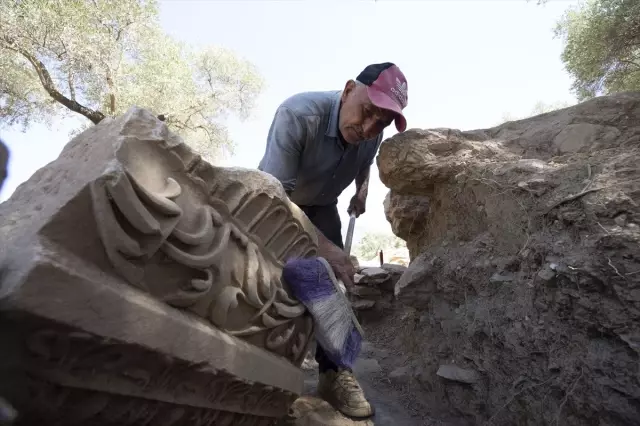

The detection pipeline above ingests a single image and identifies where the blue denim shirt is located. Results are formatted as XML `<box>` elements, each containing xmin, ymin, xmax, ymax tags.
<box><xmin>258</xmin><ymin>90</ymin><xmax>382</xmax><ymax>207</ymax></box>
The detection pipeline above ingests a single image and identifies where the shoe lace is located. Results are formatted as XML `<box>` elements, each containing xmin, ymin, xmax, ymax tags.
<box><xmin>336</xmin><ymin>370</ymin><xmax>360</xmax><ymax>390</ymax></box>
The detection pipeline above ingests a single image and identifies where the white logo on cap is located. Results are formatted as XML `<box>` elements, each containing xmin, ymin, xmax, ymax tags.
<box><xmin>390</xmin><ymin>77</ymin><xmax>408</xmax><ymax>107</ymax></box>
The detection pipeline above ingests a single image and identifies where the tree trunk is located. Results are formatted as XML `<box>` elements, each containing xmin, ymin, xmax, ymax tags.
<box><xmin>4</xmin><ymin>40</ymin><xmax>106</xmax><ymax>124</ymax></box>
<box><xmin>106</xmin><ymin>68</ymin><xmax>116</xmax><ymax>115</ymax></box>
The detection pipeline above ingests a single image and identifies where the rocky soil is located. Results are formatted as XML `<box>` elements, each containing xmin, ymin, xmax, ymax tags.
<box><xmin>375</xmin><ymin>92</ymin><xmax>640</xmax><ymax>425</ymax></box>
<box><xmin>280</xmin><ymin>264</ymin><xmax>470</xmax><ymax>426</ymax></box>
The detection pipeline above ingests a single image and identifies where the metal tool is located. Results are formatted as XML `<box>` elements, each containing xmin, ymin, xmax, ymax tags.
<box><xmin>344</xmin><ymin>213</ymin><xmax>356</xmax><ymax>256</ymax></box>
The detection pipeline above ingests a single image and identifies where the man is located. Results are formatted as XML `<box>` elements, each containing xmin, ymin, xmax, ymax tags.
<box><xmin>258</xmin><ymin>62</ymin><xmax>408</xmax><ymax>418</ymax></box>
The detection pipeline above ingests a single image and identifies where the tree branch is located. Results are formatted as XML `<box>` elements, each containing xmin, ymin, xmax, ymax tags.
<box><xmin>105</xmin><ymin>67</ymin><xmax>116</xmax><ymax>115</ymax></box>
<box><xmin>57</xmin><ymin>39</ymin><xmax>68</xmax><ymax>60</ymax></box>
<box><xmin>195</xmin><ymin>124</ymin><xmax>213</xmax><ymax>141</ymax></box>
<box><xmin>617</xmin><ymin>59</ymin><xmax>640</xmax><ymax>71</ymax></box>
<box><xmin>114</xmin><ymin>20</ymin><xmax>132</xmax><ymax>42</ymax></box>
<box><xmin>2</xmin><ymin>38</ymin><xmax>105</xmax><ymax>124</ymax></box>
<box><xmin>67</xmin><ymin>70</ymin><xmax>76</xmax><ymax>102</ymax></box>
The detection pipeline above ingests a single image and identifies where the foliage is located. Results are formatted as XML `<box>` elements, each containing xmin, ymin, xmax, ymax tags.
<box><xmin>500</xmin><ymin>100</ymin><xmax>572</xmax><ymax>123</ymax></box>
<box><xmin>529</xmin><ymin>100</ymin><xmax>572</xmax><ymax>116</ymax></box>
<box><xmin>0</xmin><ymin>0</ymin><xmax>264</xmax><ymax>160</ymax></box>
<box><xmin>354</xmin><ymin>231</ymin><xmax>406</xmax><ymax>261</ymax></box>
<box><xmin>554</xmin><ymin>0</ymin><xmax>640</xmax><ymax>100</ymax></box>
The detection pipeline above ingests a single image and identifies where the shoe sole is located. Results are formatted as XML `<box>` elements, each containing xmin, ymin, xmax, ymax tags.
<box><xmin>318</xmin><ymin>388</ymin><xmax>376</xmax><ymax>420</ymax></box>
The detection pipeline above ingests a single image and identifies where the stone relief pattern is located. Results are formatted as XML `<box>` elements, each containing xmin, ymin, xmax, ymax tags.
<box><xmin>21</xmin><ymin>325</ymin><xmax>295</xmax><ymax>424</ymax></box>
<box><xmin>24</xmin><ymin>380</ymin><xmax>277</xmax><ymax>426</ymax></box>
<box><xmin>90</xmin><ymin>165</ymin><xmax>316</xmax><ymax>364</ymax></box>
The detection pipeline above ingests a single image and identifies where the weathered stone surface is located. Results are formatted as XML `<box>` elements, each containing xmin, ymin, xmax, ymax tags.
<box><xmin>0</xmin><ymin>139</ymin><xmax>8</xmax><ymax>193</ymax></box>
<box><xmin>358</xmin><ymin>267</ymin><xmax>389</xmax><ymax>285</ymax></box>
<box><xmin>354</xmin><ymin>267</ymin><xmax>395</xmax><ymax>314</ymax></box>
<box><xmin>383</xmin><ymin>191</ymin><xmax>429</xmax><ymax>257</ymax></box>
<box><xmin>352</xmin><ymin>299</ymin><xmax>376</xmax><ymax>310</ymax></box>
<box><xmin>394</xmin><ymin>253</ymin><xmax>436</xmax><ymax>306</ymax></box>
<box><xmin>436</xmin><ymin>365</ymin><xmax>480</xmax><ymax>384</ymax></box>
<box><xmin>388</xmin><ymin>366</ymin><xmax>412</xmax><ymax>384</ymax></box>
<box><xmin>378</xmin><ymin>128</ymin><xmax>516</xmax><ymax>194</ymax></box>
<box><xmin>381</xmin><ymin>263</ymin><xmax>407</xmax><ymax>291</ymax></box>
<box><xmin>537</xmin><ymin>264</ymin><xmax>556</xmax><ymax>282</ymax></box>
<box><xmin>356</xmin><ymin>263</ymin><xmax>406</xmax><ymax>295</ymax></box>
<box><xmin>381</xmin><ymin>263</ymin><xmax>407</xmax><ymax>275</ymax></box>
<box><xmin>354</xmin><ymin>358</ymin><xmax>382</xmax><ymax>376</ymax></box>
<box><xmin>350</xmin><ymin>285</ymin><xmax>382</xmax><ymax>298</ymax></box>
<box><xmin>378</xmin><ymin>93</ymin><xmax>640</xmax><ymax>425</ymax></box>
<box><xmin>489</xmin><ymin>272</ymin><xmax>515</xmax><ymax>283</ymax></box>
<box><xmin>0</xmin><ymin>107</ymin><xmax>318</xmax><ymax>424</ymax></box>
<box><xmin>277</xmin><ymin>396</ymin><xmax>374</xmax><ymax>426</ymax></box>
<box><xmin>552</xmin><ymin>123</ymin><xmax>621</xmax><ymax>154</ymax></box>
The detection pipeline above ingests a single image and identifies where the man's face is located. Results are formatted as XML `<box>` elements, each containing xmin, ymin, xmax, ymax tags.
<box><xmin>338</xmin><ymin>80</ymin><xmax>396</xmax><ymax>145</ymax></box>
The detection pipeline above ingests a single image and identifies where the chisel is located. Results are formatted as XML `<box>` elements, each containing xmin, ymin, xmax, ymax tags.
<box><xmin>344</xmin><ymin>213</ymin><xmax>356</xmax><ymax>256</ymax></box>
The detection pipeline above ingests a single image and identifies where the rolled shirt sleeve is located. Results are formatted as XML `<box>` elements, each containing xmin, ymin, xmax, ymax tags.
<box><xmin>258</xmin><ymin>106</ymin><xmax>306</xmax><ymax>193</ymax></box>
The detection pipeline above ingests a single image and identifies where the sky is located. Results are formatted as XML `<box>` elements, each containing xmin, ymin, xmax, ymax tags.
<box><xmin>0</xmin><ymin>0</ymin><xmax>579</xmax><ymax>248</ymax></box>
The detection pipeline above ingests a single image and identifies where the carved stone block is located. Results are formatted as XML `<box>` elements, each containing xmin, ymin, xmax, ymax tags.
<box><xmin>0</xmin><ymin>107</ymin><xmax>318</xmax><ymax>425</ymax></box>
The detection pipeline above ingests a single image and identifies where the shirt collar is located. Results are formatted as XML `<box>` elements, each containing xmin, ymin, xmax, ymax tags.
<box><xmin>325</xmin><ymin>91</ymin><xmax>342</xmax><ymax>138</ymax></box>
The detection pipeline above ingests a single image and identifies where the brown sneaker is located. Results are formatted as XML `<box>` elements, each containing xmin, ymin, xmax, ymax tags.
<box><xmin>317</xmin><ymin>369</ymin><xmax>374</xmax><ymax>419</ymax></box>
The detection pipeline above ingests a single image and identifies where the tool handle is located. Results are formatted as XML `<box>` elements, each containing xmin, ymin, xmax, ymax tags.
<box><xmin>344</xmin><ymin>213</ymin><xmax>356</xmax><ymax>256</ymax></box>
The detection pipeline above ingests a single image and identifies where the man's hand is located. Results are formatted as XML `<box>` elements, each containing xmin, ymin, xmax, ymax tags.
<box><xmin>315</xmin><ymin>227</ymin><xmax>356</xmax><ymax>291</ymax></box>
<box><xmin>323</xmin><ymin>243</ymin><xmax>357</xmax><ymax>290</ymax></box>
<box><xmin>347</xmin><ymin>193</ymin><xmax>366</xmax><ymax>218</ymax></box>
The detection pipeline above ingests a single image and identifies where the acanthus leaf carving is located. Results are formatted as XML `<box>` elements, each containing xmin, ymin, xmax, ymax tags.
<box><xmin>91</xmin><ymin>165</ymin><xmax>183</xmax><ymax>288</ymax></box>
<box><xmin>91</xmin><ymin>161</ymin><xmax>316</xmax><ymax>364</ymax></box>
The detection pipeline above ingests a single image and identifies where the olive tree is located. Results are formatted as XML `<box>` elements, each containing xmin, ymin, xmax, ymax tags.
<box><xmin>554</xmin><ymin>0</ymin><xmax>640</xmax><ymax>100</ymax></box>
<box><xmin>0</xmin><ymin>0</ymin><xmax>264</xmax><ymax>160</ymax></box>
<box><xmin>354</xmin><ymin>231</ymin><xmax>406</xmax><ymax>261</ymax></box>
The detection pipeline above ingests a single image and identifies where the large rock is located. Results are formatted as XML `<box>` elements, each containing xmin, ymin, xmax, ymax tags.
<box><xmin>277</xmin><ymin>396</ymin><xmax>374</xmax><ymax>426</ymax></box>
<box><xmin>357</xmin><ymin>267</ymin><xmax>389</xmax><ymax>285</ymax></box>
<box><xmin>0</xmin><ymin>107</ymin><xmax>318</xmax><ymax>425</ymax></box>
<box><xmin>381</xmin><ymin>263</ymin><xmax>407</xmax><ymax>290</ymax></box>
<box><xmin>383</xmin><ymin>191</ymin><xmax>429</xmax><ymax>257</ymax></box>
<box><xmin>436</xmin><ymin>365</ymin><xmax>480</xmax><ymax>384</ymax></box>
<box><xmin>377</xmin><ymin>93</ymin><xmax>640</xmax><ymax>425</ymax></box>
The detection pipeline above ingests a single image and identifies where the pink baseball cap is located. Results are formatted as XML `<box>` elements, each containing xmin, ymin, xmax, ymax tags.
<box><xmin>356</xmin><ymin>62</ymin><xmax>408</xmax><ymax>132</ymax></box>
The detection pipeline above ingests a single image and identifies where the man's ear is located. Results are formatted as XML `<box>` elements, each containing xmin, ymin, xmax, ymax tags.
<box><xmin>342</xmin><ymin>80</ymin><xmax>357</xmax><ymax>101</ymax></box>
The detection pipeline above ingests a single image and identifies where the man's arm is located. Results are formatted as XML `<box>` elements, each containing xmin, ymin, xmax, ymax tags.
<box><xmin>357</xmin><ymin>132</ymin><xmax>383</xmax><ymax>198</ymax></box>
<box><xmin>347</xmin><ymin>166</ymin><xmax>370</xmax><ymax>217</ymax></box>
<box><xmin>315</xmin><ymin>224</ymin><xmax>357</xmax><ymax>289</ymax></box>
<box><xmin>258</xmin><ymin>106</ymin><xmax>306</xmax><ymax>193</ymax></box>
<box><xmin>355</xmin><ymin>166</ymin><xmax>370</xmax><ymax>201</ymax></box>
<box><xmin>348</xmin><ymin>133</ymin><xmax>382</xmax><ymax>217</ymax></box>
